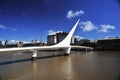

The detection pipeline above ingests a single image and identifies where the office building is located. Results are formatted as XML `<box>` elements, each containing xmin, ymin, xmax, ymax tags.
<box><xmin>47</xmin><ymin>35</ymin><xmax>57</xmax><ymax>45</ymax></box>
<box><xmin>0</xmin><ymin>41</ymin><xmax>2</xmax><ymax>47</ymax></box>
<box><xmin>56</xmin><ymin>32</ymin><xmax>68</xmax><ymax>43</ymax></box>
<box><xmin>97</xmin><ymin>38</ymin><xmax>120</xmax><ymax>49</ymax></box>
<box><xmin>47</xmin><ymin>32</ymin><xmax>78</xmax><ymax>45</ymax></box>
<box><xmin>47</xmin><ymin>32</ymin><xmax>68</xmax><ymax>45</ymax></box>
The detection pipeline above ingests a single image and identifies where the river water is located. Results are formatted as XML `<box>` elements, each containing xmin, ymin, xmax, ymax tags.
<box><xmin>0</xmin><ymin>51</ymin><xmax>120</xmax><ymax>80</ymax></box>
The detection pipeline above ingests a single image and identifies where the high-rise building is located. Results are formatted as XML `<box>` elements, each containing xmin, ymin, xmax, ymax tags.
<box><xmin>47</xmin><ymin>32</ymin><xmax>78</xmax><ymax>45</ymax></box>
<box><xmin>0</xmin><ymin>41</ymin><xmax>2</xmax><ymax>47</ymax></box>
<box><xmin>71</xmin><ymin>36</ymin><xmax>78</xmax><ymax>44</ymax></box>
<box><xmin>4</xmin><ymin>40</ymin><xmax>8</xmax><ymax>47</ymax></box>
<box><xmin>47</xmin><ymin>32</ymin><xmax>68</xmax><ymax>45</ymax></box>
<box><xmin>47</xmin><ymin>35</ymin><xmax>57</xmax><ymax>45</ymax></box>
<box><xmin>56</xmin><ymin>32</ymin><xmax>68</xmax><ymax>43</ymax></box>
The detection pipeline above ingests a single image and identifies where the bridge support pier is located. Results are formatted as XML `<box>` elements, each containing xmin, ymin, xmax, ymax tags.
<box><xmin>31</xmin><ymin>50</ymin><xmax>38</xmax><ymax>61</ymax></box>
<box><xmin>64</xmin><ymin>47</ymin><xmax>71</xmax><ymax>56</ymax></box>
<box><xmin>86</xmin><ymin>48</ymin><xmax>87</xmax><ymax>51</ymax></box>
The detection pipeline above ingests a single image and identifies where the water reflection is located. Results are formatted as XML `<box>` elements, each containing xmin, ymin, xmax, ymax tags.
<box><xmin>32</xmin><ymin>61</ymin><xmax>37</xmax><ymax>75</ymax></box>
<box><xmin>58</xmin><ymin>56</ymin><xmax>73</xmax><ymax>80</ymax></box>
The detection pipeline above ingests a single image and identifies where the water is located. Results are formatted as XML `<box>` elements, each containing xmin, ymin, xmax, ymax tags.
<box><xmin>0</xmin><ymin>51</ymin><xmax>120</xmax><ymax>80</ymax></box>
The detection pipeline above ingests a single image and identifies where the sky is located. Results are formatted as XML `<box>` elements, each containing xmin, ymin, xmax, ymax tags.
<box><xmin>0</xmin><ymin>0</ymin><xmax>120</xmax><ymax>42</ymax></box>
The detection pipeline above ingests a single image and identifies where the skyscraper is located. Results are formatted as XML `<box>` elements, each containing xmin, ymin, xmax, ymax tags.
<box><xmin>47</xmin><ymin>32</ymin><xmax>68</xmax><ymax>45</ymax></box>
<box><xmin>0</xmin><ymin>41</ymin><xmax>2</xmax><ymax>47</ymax></box>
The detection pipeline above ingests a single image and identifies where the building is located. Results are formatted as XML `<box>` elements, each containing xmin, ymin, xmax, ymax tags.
<box><xmin>0</xmin><ymin>41</ymin><xmax>2</xmax><ymax>47</ymax></box>
<box><xmin>4</xmin><ymin>40</ymin><xmax>8</xmax><ymax>47</ymax></box>
<box><xmin>71</xmin><ymin>36</ymin><xmax>78</xmax><ymax>45</ymax></box>
<box><xmin>47</xmin><ymin>32</ymin><xmax>78</xmax><ymax>45</ymax></box>
<box><xmin>47</xmin><ymin>32</ymin><xmax>68</xmax><ymax>45</ymax></box>
<box><xmin>79</xmin><ymin>39</ymin><xmax>90</xmax><ymax>44</ymax></box>
<box><xmin>97</xmin><ymin>38</ymin><xmax>120</xmax><ymax>49</ymax></box>
<box><xmin>47</xmin><ymin>32</ymin><xmax>67</xmax><ymax>45</ymax></box>
<box><xmin>56</xmin><ymin>32</ymin><xmax>68</xmax><ymax>43</ymax></box>
<box><xmin>47</xmin><ymin>35</ymin><xmax>57</xmax><ymax>45</ymax></box>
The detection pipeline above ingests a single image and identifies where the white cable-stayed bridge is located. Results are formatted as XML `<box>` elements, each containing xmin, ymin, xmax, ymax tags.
<box><xmin>0</xmin><ymin>19</ymin><xmax>93</xmax><ymax>60</ymax></box>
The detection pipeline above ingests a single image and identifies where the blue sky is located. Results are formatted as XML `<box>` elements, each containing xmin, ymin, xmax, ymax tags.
<box><xmin>0</xmin><ymin>0</ymin><xmax>120</xmax><ymax>42</ymax></box>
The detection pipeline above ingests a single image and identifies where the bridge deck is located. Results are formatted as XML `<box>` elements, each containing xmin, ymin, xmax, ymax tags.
<box><xmin>0</xmin><ymin>45</ymin><xmax>93</xmax><ymax>53</ymax></box>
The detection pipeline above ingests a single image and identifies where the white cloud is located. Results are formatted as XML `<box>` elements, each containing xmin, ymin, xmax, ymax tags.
<box><xmin>2</xmin><ymin>40</ymin><xmax>19</xmax><ymax>44</ymax></box>
<box><xmin>67</xmin><ymin>10</ymin><xmax>85</xmax><ymax>19</ymax></box>
<box><xmin>48</xmin><ymin>30</ymin><xmax>56</xmax><ymax>35</ymax></box>
<box><xmin>23</xmin><ymin>41</ymin><xmax>31</xmax><ymax>44</ymax></box>
<box><xmin>99</xmin><ymin>24</ymin><xmax>116</xmax><ymax>33</ymax></box>
<box><xmin>0</xmin><ymin>24</ymin><xmax>6</xmax><ymax>29</ymax></box>
<box><xmin>2</xmin><ymin>41</ymin><xmax>5</xmax><ymax>45</ymax></box>
<box><xmin>74</xmin><ymin>35</ymin><xmax>85</xmax><ymax>40</ymax></box>
<box><xmin>103</xmin><ymin>36</ymin><xmax>115</xmax><ymax>39</ymax></box>
<box><xmin>9</xmin><ymin>40</ymin><xmax>17</xmax><ymax>44</ymax></box>
<box><xmin>48</xmin><ymin>30</ymin><xmax>63</xmax><ymax>35</ymax></box>
<box><xmin>79</xmin><ymin>21</ymin><xmax>97</xmax><ymax>32</ymax></box>
<box><xmin>56</xmin><ymin>31</ymin><xmax>63</xmax><ymax>33</ymax></box>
